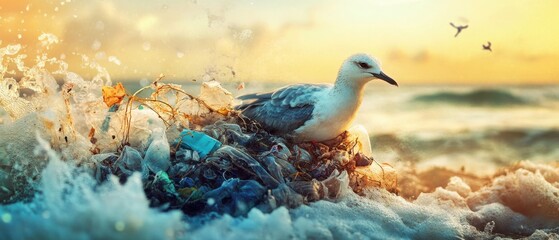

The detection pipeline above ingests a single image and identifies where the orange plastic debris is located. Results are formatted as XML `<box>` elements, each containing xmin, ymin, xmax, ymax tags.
<box><xmin>102</xmin><ymin>82</ymin><xmax>126</xmax><ymax>107</ymax></box>
<box><xmin>237</xmin><ymin>82</ymin><xmax>245</xmax><ymax>90</ymax></box>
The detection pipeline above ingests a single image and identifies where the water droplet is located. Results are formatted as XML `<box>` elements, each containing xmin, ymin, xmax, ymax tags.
<box><xmin>38</xmin><ymin>33</ymin><xmax>59</xmax><ymax>48</ymax></box>
<box><xmin>142</xmin><ymin>42</ymin><xmax>151</xmax><ymax>51</ymax></box>
<box><xmin>17</xmin><ymin>34</ymin><xmax>22</xmax><ymax>39</ymax></box>
<box><xmin>4</xmin><ymin>44</ymin><xmax>21</xmax><ymax>55</ymax></box>
<box><xmin>207</xmin><ymin>198</ymin><xmax>215</xmax><ymax>206</ymax></box>
<box><xmin>91</xmin><ymin>40</ymin><xmax>101</xmax><ymax>51</ymax></box>
<box><xmin>108</xmin><ymin>56</ymin><xmax>121</xmax><ymax>66</ymax></box>
<box><xmin>114</xmin><ymin>221</ymin><xmax>125</xmax><ymax>231</ymax></box>
<box><xmin>2</xmin><ymin>213</ymin><xmax>12</xmax><ymax>223</ymax></box>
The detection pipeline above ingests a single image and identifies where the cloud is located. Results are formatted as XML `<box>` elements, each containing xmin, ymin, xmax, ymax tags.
<box><xmin>386</xmin><ymin>48</ymin><xmax>431</xmax><ymax>63</ymax></box>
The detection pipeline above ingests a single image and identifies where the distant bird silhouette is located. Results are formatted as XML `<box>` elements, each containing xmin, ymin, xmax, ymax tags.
<box><xmin>450</xmin><ymin>22</ymin><xmax>468</xmax><ymax>37</ymax></box>
<box><xmin>482</xmin><ymin>41</ymin><xmax>492</xmax><ymax>52</ymax></box>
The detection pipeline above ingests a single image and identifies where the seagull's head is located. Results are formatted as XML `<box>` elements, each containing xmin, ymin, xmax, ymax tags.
<box><xmin>339</xmin><ymin>53</ymin><xmax>398</xmax><ymax>87</ymax></box>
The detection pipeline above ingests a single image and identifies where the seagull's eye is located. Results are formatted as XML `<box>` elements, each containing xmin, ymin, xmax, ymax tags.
<box><xmin>356</xmin><ymin>62</ymin><xmax>371</xmax><ymax>69</ymax></box>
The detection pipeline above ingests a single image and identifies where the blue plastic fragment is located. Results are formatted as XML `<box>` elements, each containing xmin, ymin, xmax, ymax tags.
<box><xmin>178</xmin><ymin>129</ymin><xmax>222</xmax><ymax>158</ymax></box>
<box><xmin>179</xmin><ymin>177</ymin><xmax>195</xmax><ymax>188</ymax></box>
<box><xmin>101</xmin><ymin>104</ymin><xmax>120</xmax><ymax>132</ymax></box>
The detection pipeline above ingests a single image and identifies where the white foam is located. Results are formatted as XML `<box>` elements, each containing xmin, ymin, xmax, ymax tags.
<box><xmin>0</xmin><ymin>138</ymin><xmax>185</xmax><ymax>240</ymax></box>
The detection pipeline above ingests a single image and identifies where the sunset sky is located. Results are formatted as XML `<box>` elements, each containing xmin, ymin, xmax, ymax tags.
<box><xmin>1</xmin><ymin>0</ymin><xmax>558</xmax><ymax>85</ymax></box>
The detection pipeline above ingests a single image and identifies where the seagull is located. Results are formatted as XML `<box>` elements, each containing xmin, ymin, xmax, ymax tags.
<box><xmin>236</xmin><ymin>54</ymin><xmax>398</xmax><ymax>142</ymax></box>
<box><xmin>482</xmin><ymin>41</ymin><xmax>492</xmax><ymax>52</ymax></box>
<box><xmin>450</xmin><ymin>22</ymin><xmax>468</xmax><ymax>37</ymax></box>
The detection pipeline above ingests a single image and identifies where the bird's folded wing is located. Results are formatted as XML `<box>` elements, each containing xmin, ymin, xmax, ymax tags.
<box><xmin>236</xmin><ymin>84</ymin><xmax>330</xmax><ymax>134</ymax></box>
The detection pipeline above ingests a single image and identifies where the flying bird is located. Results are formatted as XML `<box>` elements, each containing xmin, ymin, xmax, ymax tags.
<box><xmin>483</xmin><ymin>41</ymin><xmax>492</xmax><ymax>52</ymax></box>
<box><xmin>450</xmin><ymin>22</ymin><xmax>468</xmax><ymax>37</ymax></box>
<box><xmin>236</xmin><ymin>54</ymin><xmax>398</xmax><ymax>142</ymax></box>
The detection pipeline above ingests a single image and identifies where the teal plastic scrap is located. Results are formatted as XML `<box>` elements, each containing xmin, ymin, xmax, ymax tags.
<box><xmin>101</xmin><ymin>104</ymin><xmax>119</xmax><ymax>132</ymax></box>
<box><xmin>179</xmin><ymin>129</ymin><xmax>222</xmax><ymax>158</ymax></box>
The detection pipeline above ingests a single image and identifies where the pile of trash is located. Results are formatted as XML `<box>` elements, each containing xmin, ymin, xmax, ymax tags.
<box><xmin>87</xmin><ymin>80</ymin><xmax>398</xmax><ymax>217</ymax></box>
<box><xmin>0</xmin><ymin>38</ymin><xmax>397</xmax><ymax>216</ymax></box>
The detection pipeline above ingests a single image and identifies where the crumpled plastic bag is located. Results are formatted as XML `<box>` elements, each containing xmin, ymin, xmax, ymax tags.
<box><xmin>116</xmin><ymin>146</ymin><xmax>149</xmax><ymax>181</ymax></box>
<box><xmin>144</xmin><ymin>128</ymin><xmax>171</xmax><ymax>173</ymax></box>
<box><xmin>198</xmin><ymin>80</ymin><xmax>234</xmax><ymax>113</ymax></box>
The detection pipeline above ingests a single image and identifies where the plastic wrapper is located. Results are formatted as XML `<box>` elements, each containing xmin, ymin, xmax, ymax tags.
<box><xmin>287</xmin><ymin>179</ymin><xmax>325</xmax><ymax>202</ymax></box>
<box><xmin>144</xmin><ymin>128</ymin><xmax>171</xmax><ymax>173</ymax></box>
<box><xmin>116</xmin><ymin>146</ymin><xmax>149</xmax><ymax>181</ymax></box>
<box><xmin>212</xmin><ymin>146</ymin><xmax>280</xmax><ymax>188</ymax></box>
<box><xmin>198</xmin><ymin>80</ymin><xmax>234</xmax><ymax>113</ymax></box>
<box><xmin>178</xmin><ymin>129</ymin><xmax>222</xmax><ymax>158</ymax></box>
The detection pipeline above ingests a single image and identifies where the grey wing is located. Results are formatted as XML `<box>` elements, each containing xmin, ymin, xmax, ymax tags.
<box><xmin>236</xmin><ymin>84</ymin><xmax>329</xmax><ymax>134</ymax></box>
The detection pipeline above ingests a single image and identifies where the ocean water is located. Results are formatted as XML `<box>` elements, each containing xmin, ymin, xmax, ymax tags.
<box><xmin>1</xmin><ymin>77</ymin><xmax>559</xmax><ymax>239</ymax></box>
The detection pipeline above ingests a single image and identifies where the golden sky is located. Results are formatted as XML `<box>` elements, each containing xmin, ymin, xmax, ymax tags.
<box><xmin>1</xmin><ymin>0</ymin><xmax>558</xmax><ymax>85</ymax></box>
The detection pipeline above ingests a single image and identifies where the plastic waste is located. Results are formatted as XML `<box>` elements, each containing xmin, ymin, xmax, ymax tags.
<box><xmin>198</xmin><ymin>80</ymin><xmax>234</xmax><ymax>112</ymax></box>
<box><xmin>354</xmin><ymin>152</ymin><xmax>373</xmax><ymax>167</ymax></box>
<box><xmin>179</xmin><ymin>177</ymin><xmax>195</xmax><ymax>188</ymax></box>
<box><xmin>262</xmin><ymin>155</ymin><xmax>286</xmax><ymax>184</ymax></box>
<box><xmin>270</xmin><ymin>143</ymin><xmax>292</xmax><ymax>160</ymax></box>
<box><xmin>212</xmin><ymin>146</ymin><xmax>280</xmax><ymax>188</ymax></box>
<box><xmin>202</xmin><ymin>122</ymin><xmax>252</xmax><ymax>146</ymax></box>
<box><xmin>144</xmin><ymin>128</ymin><xmax>171</xmax><ymax>173</ymax></box>
<box><xmin>175</xmin><ymin>148</ymin><xmax>200</xmax><ymax>163</ymax></box>
<box><xmin>0</xmin><ymin>43</ymin><xmax>398</xmax><ymax>216</ymax></box>
<box><xmin>168</xmin><ymin>162</ymin><xmax>192</xmax><ymax>179</ymax></box>
<box><xmin>203</xmin><ymin>178</ymin><xmax>267</xmax><ymax>216</ymax></box>
<box><xmin>178</xmin><ymin>129</ymin><xmax>222</xmax><ymax>158</ymax></box>
<box><xmin>92</xmin><ymin>153</ymin><xmax>118</xmax><ymax>182</ymax></box>
<box><xmin>293</xmin><ymin>145</ymin><xmax>313</xmax><ymax>164</ymax></box>
<box><xmin>154</xmin><ymin>171</ymin><xmax>177</xmax><ymax>196</ymax></box>
<box><xmin>269</xmin><ymin>183</ymin><xmax>304</xmax><ymax>209</ymax></box>
<box><xmin>101</xmin><ymin>104</ymin><xmax>119</xmax><ymax>132</ymax></box>
<box><xmin>146</xmin><ymin>171</ymin><xmax>180</xmax><ymax>208</ymax></box>
<box><xmin>287</xmin><ymin>179</ymin><xmax>325</xmax><ymax>202</ymax></box>
<box><xmin>101</xmin><ymin>82</ymin><xmax>126</xmax><ymax>107</ymax></box>
<box><xmin>348</xmin><ymin>125</ymin><xmax>373</xmax><ymax>157</ymax></box>
<box><xmin>116</xmin><ymin>146</ymin><xmax>149</xmax><ymax>180</ymax></box>
<box><xmin>321</xmin><ymin>170</ymin><xmax>350</xmax><ymax>199</ymax></box>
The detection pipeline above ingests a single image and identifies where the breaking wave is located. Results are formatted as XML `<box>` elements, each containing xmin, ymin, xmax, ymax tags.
<box><xmin>411</xmin><ymin>89</ymin><xmax>529</xmax><ymax>107</ymax></box>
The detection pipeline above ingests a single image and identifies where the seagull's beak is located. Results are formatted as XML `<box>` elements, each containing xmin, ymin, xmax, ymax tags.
<box><xmin>372</xmin><ymin>71</ymin><xmax>398</xmax><ymax>87</ymax></box>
